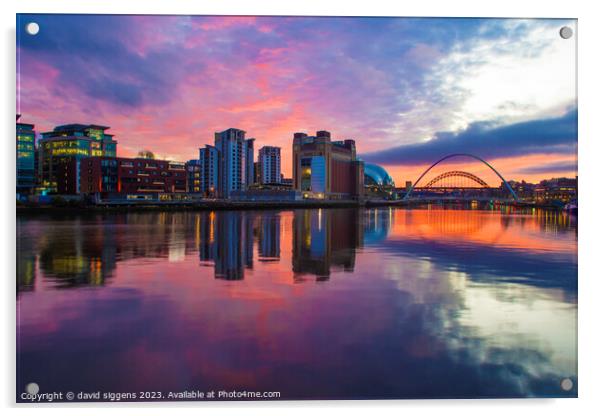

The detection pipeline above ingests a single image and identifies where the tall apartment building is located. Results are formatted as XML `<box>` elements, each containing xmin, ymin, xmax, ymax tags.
<box><xmin>214</xmin><ymin>128</ymin><xmax>254</xmax><ymax>198</ymax></box>
<box><xmin>37</xmin><ymin>124</ymin><xmax>117</xmax><ymax>193</ymax></box>
<box><xmin>199</xmin><ymin>144</ymin><xmax>219</xmax><ymax>197</ymax></box>
<box><xmin>186</xmin><ymin>160</ymin><xmax>202</xmax><ymax>193</ymax></box>
<box><xmin>187</xmin><ymin>145</ymin><xmax>219</xmax><ymax>196</ymax></box>
<box><xmin>258</xmin><ymin>146</ymin><xmax>281</xmax><ymax>185</ymax></box>
<box><xmin>16</xmin><ymin>115</ymin><xmax>36</xmax><ymax>196</ymax></box>
<box><xmin>292</xmin><ymin>130</ymin><xmax>364</xmax><ymax>199</ymax></box>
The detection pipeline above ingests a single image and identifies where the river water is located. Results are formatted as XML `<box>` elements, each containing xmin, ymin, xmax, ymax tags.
<box><xmin>16</xmin><ymin>207</ymin><xmax>577</xmax><ymax>400</ymax></box>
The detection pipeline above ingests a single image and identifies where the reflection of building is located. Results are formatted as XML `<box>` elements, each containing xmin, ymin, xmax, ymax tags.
<box><xmin>534</xmin><ymin>177</ymin><xmax>577</xmax><ymax>204</ymax></box>
<box><xmin>292</xmin><ymin>131</ymin><xmax>364</xmax><ymax>199</ymax></box>
<box><xmin>364</xmin><ymin>207</ymin><xmax>394</xmax><ymax>244</ymax></box>
<box><xmin>37</xmin><ymin>124</ymin><xmax>117</xmax><ymax>193</ymax></box>
<box><xmin>36</xmin><ymin>221</ymin><xmax>118</xmax><ymax>287</ymax></box>
<box><xmin>16</xmin><ymin>250</ymin><xmax>36</xmax><ymax>293</ymax></box>
<box><xmin>198</xmin><ymin>212</ymin><xmax>218</xmax><ymax>262</ymax></box>
<box><xmin>199</xmin><ymin>211</ymin><xmax>255</xmax><ymax>280</ymax></box>
<box><xmin>21</xmin><ymin>212</ymin><xmax>212</xmax><ymax>290</ymax></box>
<box><xmin>364</xmin><ymin>163</ymin><xmax>396</xmax><ymax>198</ymax></box>
<box><xmin>258</xmin><ymin>146</ymin><xmax>282</xmax><ymax>184</ymax></box>
<box><xmin>16</xmin><ymin>115</ymin><xmax>36</xmax><ymax>197</ymax></box>
<box><xmin>16</xmin><ymin>220</ymin><xmax>37</xmax><ymax>294</ymax></box>
<box><xmin>214</xmin><ymin>128</ymin><xmax>255</xmax><ymax>198</ymax></box>
<box><xmin>80</xmin><ymin>156</ymin><xmax>187</xmax><ymax>195</ymax></box>
<box><xmin>32</xmin><ymin>212</ymin><xmax>210</xmax><ymax>287</ymax></box>
<box><xmin>292</xmin><ymin>209</ymin><xmax>363</xmax><ymax>280</ymax></box>
<box><xmin>258</xmin><ymin>213</ymin><xmax>281</xmax><ymax>261</ymax></box>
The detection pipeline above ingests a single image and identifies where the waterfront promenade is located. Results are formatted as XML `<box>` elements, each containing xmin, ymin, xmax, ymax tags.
<box><xmin>16</xmin><ymin>197</ymin><xmax>549</xmax><ymax>215</ymax></box>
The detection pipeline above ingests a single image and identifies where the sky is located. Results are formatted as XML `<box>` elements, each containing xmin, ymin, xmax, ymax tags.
<box><xmin>17</xmin><ymin>15</ymin><xmax>577</xmax><ymax>185</ymax></box>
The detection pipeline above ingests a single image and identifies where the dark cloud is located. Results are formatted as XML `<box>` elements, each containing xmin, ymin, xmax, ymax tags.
<box><xmin>16</xmin><ymin>14</ymin><xmax>545</xmax><ymax>117</ymax></box>
<box><xmin>83</xmin><ymin>78</ymin><xmax>144</xmax><ymax>107</ymax></box>
<box><xmin>18</xmin><ymin>14</ymin><xmax>188</xmax><ymax>108</ymax></box>
<box><xmin>16</xmin><ymin>14</ymin><xmax>576</xmax><ymax>164</ymax></box>
<box><xmin>516</xmin><ymin>160</ymin><xmax>577</xmax><ymax>174</ymax></box>
<box><xmin>362</xmin><ymin>109</ymin><xmax>577</xmax><ymax>165</ymax></box>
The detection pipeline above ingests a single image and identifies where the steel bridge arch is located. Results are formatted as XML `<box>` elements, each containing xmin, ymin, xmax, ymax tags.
<box><xmin>424</xmin><ymin>170</ymin><xmax>489</xmax><ymax>188</ymax></box>
<box><xmin>404</xmin><ymin>153</ymin><xmax>519</xmax><ymax>201</ymax></box>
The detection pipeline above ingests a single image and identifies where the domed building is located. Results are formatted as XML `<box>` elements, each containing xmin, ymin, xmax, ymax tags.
<box><xmin>364</xmin><ymin>163</ymin><xmax>396</xmax><ymax>198</ymax></box>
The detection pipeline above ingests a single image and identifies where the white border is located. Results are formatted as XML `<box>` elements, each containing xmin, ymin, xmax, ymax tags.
<box><xmin>3</xmin><ymin>1</ymin><xmax>601</xmax><ymax>415</ymax></box>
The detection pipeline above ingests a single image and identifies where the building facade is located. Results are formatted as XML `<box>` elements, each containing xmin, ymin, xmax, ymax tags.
<box><xmin>258</xmin><ymin>146</ymin><xmax>281</xmax><ymax>185</ymax></box>
<box><xmin>80</xmin><ymin>156</ymin><xmax>187</xmax><ymax>196</ymax></box>
<box><xmin>506</xmin><ymin>180</ymin><xmax>536</xmax><ymax>201</ymax></box>
<box><xmin>186</xmin><ymin>145</ymin><xmax>219</xmax><ymax>197</ymax></box>
<box><xmin>186</xmin><ymin>160</ymin><xmax>202</xmax><ymax>193</ymax></box>
<box><xmin>534</xmin><ymin>177</ymin><xmax>577</xmax><ymax>204</ymax></box>
<box><xmin>199</xmin><ymin>144</ymin><xmax>219</xmax><ymax>197</ymax></box>
<box><xmin>37</xmin><ymin>124</ymin><xmax>117</xmax><ymax>193</ymax></box>
<box><xmin>364</xmin><ymin>163</ymin><xmax>396</xmax><ymax>199</ymax></box>
<box><xmin>214</xmin><ymin>128</ymin><xmax>254</xmax><ymax>198</ymax></box>
<box><xmin>292</xmin><ymin>130</ymin><xmax>364</xmax><ymax>199</ymax></box>
<box><xmin>16</xmin><ymin>116</ymin><xmax>36</xmax><ymax>196</ymax></box>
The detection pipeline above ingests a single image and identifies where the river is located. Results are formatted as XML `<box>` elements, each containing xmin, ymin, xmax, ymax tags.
<box><xmin>16</xmin><ymin>207</ymin><xmax>577</xmax><ymax>400</ymax></box>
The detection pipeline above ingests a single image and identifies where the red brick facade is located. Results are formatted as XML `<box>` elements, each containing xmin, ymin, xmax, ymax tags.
<box><xmin>80</xmin><ymin>157</ymin><xmax>187</xmax><ymax>195</ymax></box>
<box><xmin>292</xmin><ymin>131</ymin><xmax>364</xmax><ymax>199</ymax></box>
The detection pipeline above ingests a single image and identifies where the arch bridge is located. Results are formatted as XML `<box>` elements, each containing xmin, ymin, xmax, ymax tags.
<box><xmin>404</xmin><ymin>153</ymin><xmax>519</xmax><ymax>202</ymax></box>
<box><xmin>423</xmin><ymin>170</ymin><xmax>489</xmax><ymax>189</ymax></box>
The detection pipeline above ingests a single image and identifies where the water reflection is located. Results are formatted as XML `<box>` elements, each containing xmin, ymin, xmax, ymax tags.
<box><xmin>383</xmin><ymin>209</ymin><xmax>577</xmax><ymax>299</ymax></box>
<box><xmin>258</xmin><ymin>213</ymin><xmax>280</xmax><ymax>262</ymax></box>
<box><xmin>16</xmin><ymin>207</ymin><xmax>577</xmax><ymax>399</ymax></box>
<box><xmin>292</xmin><ymin>209</ymin><xmax>363</xmax><ymax>281</ymax></box>
<box><xmin>200</xmin><ymin>211</ymin><xmax>254</xmax><ymax>280</ymax></box>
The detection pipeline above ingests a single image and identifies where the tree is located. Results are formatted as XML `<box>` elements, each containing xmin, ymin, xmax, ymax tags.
<box><xmin>137</xmin><ymin>150</ymin><xmax>155</xmax><ymax>159</ymax></box>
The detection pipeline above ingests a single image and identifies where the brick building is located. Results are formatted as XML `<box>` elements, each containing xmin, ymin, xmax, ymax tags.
<box><xmin>292</xmin><ymin>130</ymin><xmax>364</xmax><ymax>199</ymax></box>
<box><xmin>79</xmin><ymin>156</ymin><xmax>187</xmax><ymax>196</ymax></box>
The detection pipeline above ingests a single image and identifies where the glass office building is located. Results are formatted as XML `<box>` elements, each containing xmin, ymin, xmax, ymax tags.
<box><xmin>363</xmin><ymin>163</ymin><xmax>396</xmax><ymax>199</ymax></box>
<box><xmin>16</xmin><ymin>115</ymin><xmax>36</xmax><ymax>197</ymax></box>
<box><xmin>37</xmin><ymin>124</ymin><xmax>118</xmax><ymax>193</ymax></box>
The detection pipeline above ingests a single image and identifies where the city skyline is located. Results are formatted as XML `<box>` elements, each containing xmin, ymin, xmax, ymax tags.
<box><xmin>17</xmin><ymin>15</ymin><xmax>577</xmax><ymax>185</ymax></box>
<box><xmin>15</xmin><ymin>14</ymin><xmax>579</xmax><ymax>402</ymax></box>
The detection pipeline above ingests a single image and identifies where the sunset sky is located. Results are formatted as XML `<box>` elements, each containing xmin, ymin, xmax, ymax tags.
<box><xmin>17</xmin><ymin>15</ymin><xmax>577</xmax><ymax>185</ymax></box>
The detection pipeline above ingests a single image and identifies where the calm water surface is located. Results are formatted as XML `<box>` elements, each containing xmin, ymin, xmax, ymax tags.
<box><xmin>16</xmin><ymin>207</ymin><xmax>577</xmax><ymax>400</ymax></box>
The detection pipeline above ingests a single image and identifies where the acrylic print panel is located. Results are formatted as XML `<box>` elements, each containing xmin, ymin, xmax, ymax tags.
<box><xmin>16</xmin><ymin>14</ymin><xmax>577</xmax><ymax>402</ymax></box>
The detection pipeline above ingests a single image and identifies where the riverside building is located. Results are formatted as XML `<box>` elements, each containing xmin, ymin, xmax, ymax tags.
<box><xmin>186</xmin><ymin>145</ymin><xmax>219</xmax><ymax>197</ymax></box>
<box><xmin>257</xmin><ymin>146</ymin><xmax>282</xmax><ymax>185</ymax></box>
<box><xmin>79</xmin><ymin>156</ymin><xmax>187</xmax><ymax>197</ymax></box>
<box><xmin>37</xmin><ymin>124</ymin><xmax>117</xmax><ymax>193</ymax></box>
<box><xmin>16</xmin><ymin>115</ymin><xmax>36</xmax><ymax>197</ymax></box>
<box><xmin>292</xmin><ymin>130</ymin><xmax>364</xmax><ymax>199</ymax></box>
<box><xmin>214</xmin><ymin>128</ymin><xmax>255</xmax><ymax>199</ymax></box>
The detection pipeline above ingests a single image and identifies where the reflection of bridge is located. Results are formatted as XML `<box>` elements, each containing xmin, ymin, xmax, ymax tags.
<box><xmin>404</xmin><ymin>153</ymin><xmax>519</xmax><ymax>202</ymax></box>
